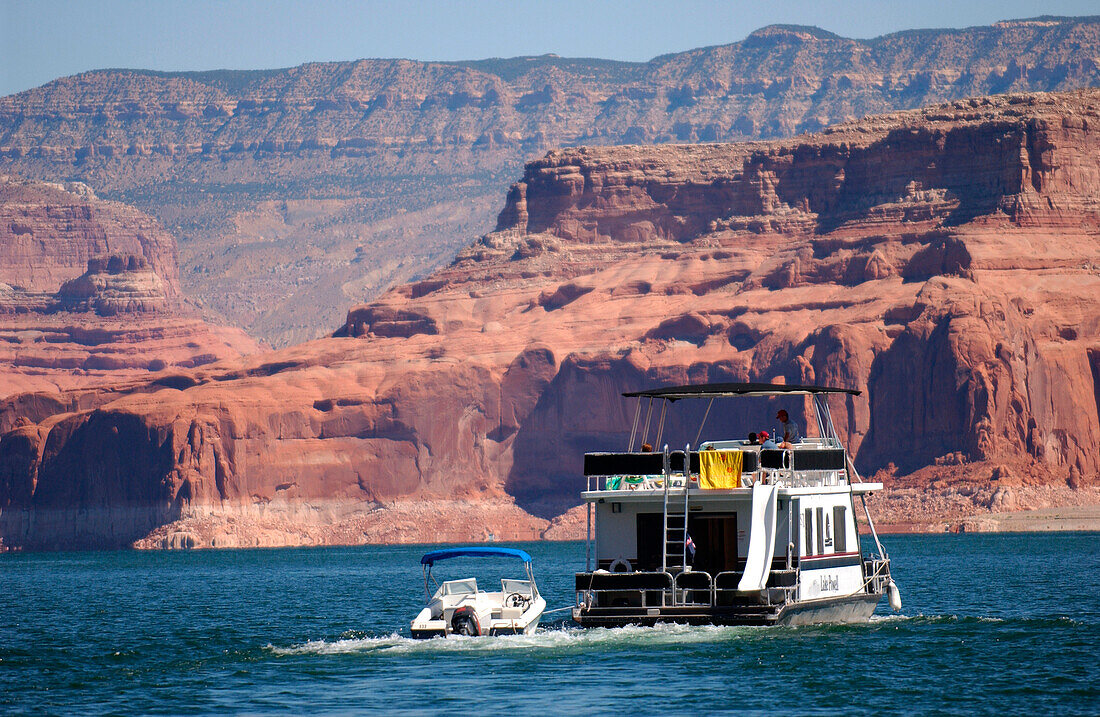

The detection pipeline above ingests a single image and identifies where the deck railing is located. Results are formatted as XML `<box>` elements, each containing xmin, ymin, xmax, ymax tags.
<box><xmin>584</xmin><ymin>445</ymin><xmax>848</xmax><ymax>491</ymax></box>
<box><xmin>863</xmin><ymin>557</ymin><xmax>891</xmax><ymax>595</ymax></box>
<box><xmin>577</xmin><ymin>567</ymin><xmax>802</xmax><ymax>610</ymax></box>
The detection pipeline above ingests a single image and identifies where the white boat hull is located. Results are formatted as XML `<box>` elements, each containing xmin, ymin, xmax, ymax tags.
<box><xmin>572</xmin><ymin>590</ymin><xmax>881</xmax><ymax>627</ymax></box>
<box><xmin>411</xmin><ymin>596</ymin><xmax>546</xmax><ymax>639</ymax></box>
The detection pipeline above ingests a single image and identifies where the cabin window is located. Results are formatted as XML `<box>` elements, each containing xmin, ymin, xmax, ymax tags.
<box><xmin>815</xmin><ymin>507</ymin><xmax>825</xmax><ymax>555</ymax></box>
<box><xmin>804</xmin><ymin>508</ymin><xmax>813</xmax><ymax>556</ymax></box>
<box><xmin>834</xmin><ymin>506</ymin><xmax>847</xmax><ymax>553</ymax></box>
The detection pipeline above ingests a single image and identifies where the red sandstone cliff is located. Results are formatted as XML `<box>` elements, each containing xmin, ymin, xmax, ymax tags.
<box><xmin>0</xmin><ymin>176</ymin><xmax>180</xmax><ymax>298</ymax></box>
<box><xmin>1</xmin><ymin>90</ymin><xmax>1097</xmax><ymax>549</ymax></box>
<box><xmin>1</xmin><ymin>17</ymin><xmax>1098</xmax><ymax>346</ymax></box>
<box><xmin>0</xmin><ymin>175</ymin><xmax>259</xmax><ymax>409</ymax></box>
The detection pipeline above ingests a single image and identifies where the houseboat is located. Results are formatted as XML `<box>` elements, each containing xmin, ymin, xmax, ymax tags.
<box><xmin>573</xmin><ymin>382</ymin><xmax>901</xmax><ymax>627</ymax></box>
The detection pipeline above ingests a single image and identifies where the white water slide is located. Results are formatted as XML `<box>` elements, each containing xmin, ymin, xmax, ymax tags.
<box><xmin>737</xmin><ymin>483</ymin><xmax>780</xmax><ymax>592</ymax></box>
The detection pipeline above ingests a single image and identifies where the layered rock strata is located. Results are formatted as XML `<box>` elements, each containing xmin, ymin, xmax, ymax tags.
<box><xmin>2</xmin><ymin>90</ymin><xmax>1099</xmax><ymax>549</ymax></box>
<box><xmin>2</xmin><ymin>18</ymin><xmax>1099</xmax><ymax>344</ymax></box>
<box><xmin>0</xmin><ymin>175</ymin><xmax>259</xmax><ymax>411</ymax></box>
<box><xmin>0</xmin><ymin>176</ymin><xmax>179</xmax><ymax>298</ymax></box>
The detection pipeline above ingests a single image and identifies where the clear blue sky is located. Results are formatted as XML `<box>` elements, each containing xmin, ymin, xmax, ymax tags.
<box><xmin>2</xmin><ymin>0</ymin><xmax>1096</xmax><ymax>97</ymax></box>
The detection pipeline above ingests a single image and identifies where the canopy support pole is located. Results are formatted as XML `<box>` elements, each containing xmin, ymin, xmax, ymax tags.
<box><xmin>654</xmin><ymin>400</ymin><xmax>668</xmax><ymax>448</ymax></box>
<box><xmin>628</xmin><ymin>400</ymin><xmax>642</xmax><ymax>451</ymax></box>
<box><xmin>693</xmin><ymin>397</ymin><xmax>715</xmax><ymax>446</ymax></box>
<box><xmin>640</xmin><ymin>398</ymin><xmax>654</xmax><ymax>448</ymax></box>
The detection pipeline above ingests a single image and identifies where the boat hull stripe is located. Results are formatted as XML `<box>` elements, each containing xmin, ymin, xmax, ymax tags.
<box><xmin>799</xmin><ymin>552</ymin><xmax>862</xmax><ymax>569</ymax></box>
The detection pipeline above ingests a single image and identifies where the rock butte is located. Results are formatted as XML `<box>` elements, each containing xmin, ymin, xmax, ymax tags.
<box><xmin>0</xmin><ymin>175</ymin><xmax>259</xmax><ymax>460</ymax></box>
<box><xmin>1</xmin><ymin>89</ymin><xmax>1099</xmax><ymax>550</ymax></box>
<box><xmin>2</xmin><ymin>18</ymin><xmax>1099</xmax><ymax>346</ymax></box>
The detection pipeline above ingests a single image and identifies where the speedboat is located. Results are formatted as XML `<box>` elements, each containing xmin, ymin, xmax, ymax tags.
<box><xmin>573</xmin><ymin>382</ymin><xmax>902</xmax><ymax>627</ymax></box>
<box><xmin>410</xmin><ymin>547</ymin><xmax>547</xmax><ymax>638</ymax></box>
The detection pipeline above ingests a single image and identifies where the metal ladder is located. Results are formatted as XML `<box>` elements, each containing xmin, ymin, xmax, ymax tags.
<box><xmin>661</xmin><ymin>444</ymin><xmax>692</xmax><ymax>580</ymax></box>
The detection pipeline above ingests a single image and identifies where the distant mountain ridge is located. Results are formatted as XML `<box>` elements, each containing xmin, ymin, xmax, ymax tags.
<box><xmin>1</xmin><ymin>16</ymin><xmax>1099</xmax><ymax>345</ymax></box>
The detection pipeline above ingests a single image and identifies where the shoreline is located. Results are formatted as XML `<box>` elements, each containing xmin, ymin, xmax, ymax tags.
<box><xmin>871</xmin><ymin>504</ymin><xmax>1100</xmax><ymax>535</ymax></box>
<box><xmin>4</xmin><ymin>492</ymin><xmax>1100</xmax><ymax>552</ymax></box>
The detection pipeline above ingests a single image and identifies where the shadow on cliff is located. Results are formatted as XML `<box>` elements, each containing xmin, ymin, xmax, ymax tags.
<box><xmin>857</xmin><ymin>317</ymin><xmax>968</xmax><ymax>476</ymax></box>
<box><xmin>0</xmin><ymin>410</ymin><xmax>181</xmax><ymax>550</ymax></box>
<box><xmin>813</xmin><ymin>127</ymin><xmax>1021</xmax><ymax>234</ymax></box>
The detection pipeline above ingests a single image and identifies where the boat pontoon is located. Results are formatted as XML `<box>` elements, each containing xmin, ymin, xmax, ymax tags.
<box><xmin>411</xmin><ymin>547</ymin><xmax>547</xmax><ymax>638</ymax></box>
<box><xmin>573</xmin><ymin>382</ymin><xmax>902</xmax><ymax>627</ymax></box>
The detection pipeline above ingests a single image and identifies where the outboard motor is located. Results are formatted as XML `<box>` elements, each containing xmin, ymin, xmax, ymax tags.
<box><xmin>450</xmin><ymin>606</ymin><xmax>482</xmax><ymax>636</ymax></box>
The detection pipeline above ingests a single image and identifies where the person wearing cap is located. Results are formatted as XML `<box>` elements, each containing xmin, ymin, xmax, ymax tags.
<box><xmin>776</xmin><ymin>409</ymin><xmax>801</xmax><ymax>448</ymax></box>
<box><xmin>759</xmin><ymin>429</ymin><xmax>779</xmax><ymax>449</ymax></box>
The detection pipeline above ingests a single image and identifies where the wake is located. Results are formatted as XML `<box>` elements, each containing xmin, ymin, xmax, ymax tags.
<box><xmin>267</xmin><ymin>621</ymin><xmax>766</xmax><ymax>656</ymax></box>
<box><xmin>267</xmin><ymin>612</ymin><xmax>1083</xmax><ymax>657</ymax></box>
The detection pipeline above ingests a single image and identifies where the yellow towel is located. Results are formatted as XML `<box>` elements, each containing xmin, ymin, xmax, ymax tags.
<box><xmin>699</xmin><ymin>449</ymin><xmax>743</xmax><ymax>489</ymax></box>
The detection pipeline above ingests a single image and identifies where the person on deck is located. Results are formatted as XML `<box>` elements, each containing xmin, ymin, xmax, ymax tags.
<box><xmin>776</xmin><ymin>409</ymin><xmax>801</xmax><ymax>448</ymax></box>
<box><xmin>759</xmin><ymin>430</ymin><xmax>778</xmax><ymax>449</ymax></box>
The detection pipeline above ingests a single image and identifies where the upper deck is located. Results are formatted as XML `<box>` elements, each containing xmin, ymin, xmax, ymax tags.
<box><xmin>586</xmin><ymin>381</ymin><xmax>877</xmax><ymax>499</ymax></box>
<box><xmin>583</xmin><ymin>438</ymin><xmax>882</xmax><ymax>499</ymax></box>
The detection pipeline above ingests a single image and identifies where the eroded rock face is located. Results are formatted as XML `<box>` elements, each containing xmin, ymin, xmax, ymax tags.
<box><xmin>1</xmin><ymin>18</ymin><xmax>1099</xmax><ymax>345</ymax></box>
<box><xmin>0</xmin><ymin>177</ymin><xmax>179</xmax><ymax>298</ymax></box>
<box><xmin>2</xmin><ymin>90</ymin><xmax>1100</xmax><ymax>549</ymax></box>
<box><xmin>0</xmin><ymin>175</ymin><xmax>260</xmax><ymax>447</ymax></box>
<box><xmin>55</xmin><ymin>256</ymin><xmax>170</xmax><ymax>315</ymax></box>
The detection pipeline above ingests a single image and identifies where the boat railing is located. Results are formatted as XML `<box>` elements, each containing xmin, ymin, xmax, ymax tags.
<box><xmin>584</xmin><ymin>449</ymin><xmax>759</xmax><ymax>491</ymax></box>
<box><xmin>673</xmin><ymin>570</ymin><xmax>713</xmax><ymax>606</ymax></box>
<box><xmin>577</xmin><ymin>570</ymin><xmax>716</xmax><ymax>609</ymax></box>
<box><xmin>577</xmin><ymin>565</ymin><xmax>810</xmax><ymax>609</ymax></box>
<box><xmin>863</xmin><ymin>557</ymin><xmax>892</xmax><ymax>595</ymax></box>
<box><xmin>575</xmin><ymin>571</ymin><xmax>675</xmax><ymax>609</ymax></box>
<box><xmin>712</xmin><ymin>568</ymin><xmax>798</xmax><ymax>606</ymax></box>
<box><xmin>585</xmin><ymin>446</ymin><xmax>849</xmax><ymax>492</ymax></box>
<box><xmin>712</xmin><ymin>570</ymin><xmax>742</xmax><ymax>606</ymax></box>
<box><xmin>758</xmin><ymin>447</ymin><xmax>847</xmax><ymax>488</ymax></box>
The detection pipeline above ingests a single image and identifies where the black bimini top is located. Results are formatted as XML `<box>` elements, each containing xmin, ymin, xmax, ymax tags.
<box><xmin>623</xmin><ymin>382</ymin><xmax>861</xmax><ymax>400</ymax></box>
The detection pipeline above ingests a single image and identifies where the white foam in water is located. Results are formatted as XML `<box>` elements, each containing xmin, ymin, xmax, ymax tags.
<box><xmin>272</xmin><ymin>613</ymin><xmax>1035</xmax><ymax>657</ymax></box>
<box><xmin>268</xmin><ymin>622</ymin><xmax>767</xmax><ymax>657</ymax></box>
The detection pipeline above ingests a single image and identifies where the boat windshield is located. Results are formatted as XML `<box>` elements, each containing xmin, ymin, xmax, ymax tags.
<box><xmin>439</xmin><ymin>578</ymin><xmax>478</xmax><ymax>596</ymax></box>
<box><xmin>501</xmin><ymin>578</ymin><xmax>533</xmax><ymax>595</ymax></box>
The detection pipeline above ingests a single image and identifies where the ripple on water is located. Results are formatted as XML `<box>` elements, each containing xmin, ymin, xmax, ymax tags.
<box><xmin>3</xmin><ymin>534</ymin><xmax>1099</xmax><ymax>715</ymax></box>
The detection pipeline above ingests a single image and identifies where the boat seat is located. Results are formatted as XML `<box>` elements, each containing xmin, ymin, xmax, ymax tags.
<box><xmin>499</xmin><ymin>607</ymin><xmax>524</xmax><ymax>620</ymax></box>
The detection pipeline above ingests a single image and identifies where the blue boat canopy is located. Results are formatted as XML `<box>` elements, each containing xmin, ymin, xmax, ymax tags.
<box><xmin>420</xmin><ymin>547</ymin><xmax>533</xmax><ymax>565</ymax></box>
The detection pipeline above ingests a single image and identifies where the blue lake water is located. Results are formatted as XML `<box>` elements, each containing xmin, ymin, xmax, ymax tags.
<box><xmin>2</xmin><ymin>533</ymin><xmax>1098</xmax><ymax>715</ymax></box>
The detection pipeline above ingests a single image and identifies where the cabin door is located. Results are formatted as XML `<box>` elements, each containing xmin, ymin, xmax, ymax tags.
<box><xmin>687</xmin><ymin>514</ymin><xmax>739</xmax><ymax>575</ymax></box>
<box><xmin>636</xmin><ymin>513</ymin><xmax>664</xmax><ymax>572</ymax></box>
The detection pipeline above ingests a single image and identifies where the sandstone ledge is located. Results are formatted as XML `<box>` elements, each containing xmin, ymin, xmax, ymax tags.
<box><xmin>128</xmin><ymin>499</ymin><xmax>553</xmax><ymax>550</ymax></box>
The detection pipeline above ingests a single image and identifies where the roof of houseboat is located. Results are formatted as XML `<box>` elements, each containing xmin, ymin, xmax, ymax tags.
<box><xmin>623</xmin><ymin>382</ymin><xmax>861</xmax><ymax>399</ymax></box>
